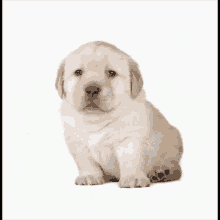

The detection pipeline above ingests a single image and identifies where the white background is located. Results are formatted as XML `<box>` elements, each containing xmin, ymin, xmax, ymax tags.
<box><xmin>3</xmin><ymin>1</ymin><xmax>217</xmax><ymax>219</ymax></box>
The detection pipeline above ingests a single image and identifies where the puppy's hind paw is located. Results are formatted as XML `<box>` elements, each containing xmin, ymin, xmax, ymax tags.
<box><xmin>75</xmin><ymin>175</ymin><xmax>105</xmax><ymax>186</ymax></box>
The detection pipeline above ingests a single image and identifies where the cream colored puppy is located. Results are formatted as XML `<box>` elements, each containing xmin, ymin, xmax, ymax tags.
<box><xmin>55</xmin><ymin>41</ymin><xmax>183</xmax><ymax>188</ymax></box>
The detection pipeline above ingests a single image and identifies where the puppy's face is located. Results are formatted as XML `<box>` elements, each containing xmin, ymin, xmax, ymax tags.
<box><xmin>56</xmin><ymin>42</ymin><xmax>143</xmax><ymax>115</ymax></box>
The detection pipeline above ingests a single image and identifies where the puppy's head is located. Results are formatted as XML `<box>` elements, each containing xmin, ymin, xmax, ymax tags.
<box><xmin>55</xmin><ymin>41</ymin><xmax>143</xmax><ymax>115</ymax></box>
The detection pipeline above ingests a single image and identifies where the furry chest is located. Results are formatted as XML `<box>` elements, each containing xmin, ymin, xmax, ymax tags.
<box><xmin>86</xmin><ymin>131</ymin><xmax>119</xmax><ymax>167</ymax></box>
<box><xmin>87</xmin><ymin>132</ymin><xmax>107</xmax><ymax>148</ymax></box>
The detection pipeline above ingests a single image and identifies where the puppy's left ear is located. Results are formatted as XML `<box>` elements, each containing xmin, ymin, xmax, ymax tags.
<box><xmin>55</xmin><ymin>59</ymin><xmax>66</xmax><ymax>99</ymax></box>
<box><xmin>130</xmin><ymin>61</ymin><xmax>143</xmax><ymax>99</ymax></box>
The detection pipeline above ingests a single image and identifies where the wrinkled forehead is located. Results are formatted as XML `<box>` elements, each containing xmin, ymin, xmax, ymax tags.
<box><xmin>65</xmin><ymin>44</ymin><xmax>130</xmax><ymax>73</ymax></box>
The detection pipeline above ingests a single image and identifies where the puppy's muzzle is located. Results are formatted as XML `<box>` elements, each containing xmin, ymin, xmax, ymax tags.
<box><xmin>85</xmin><ymin>84</ymin><xmax>101</xmax><ymax>100</ymax></box>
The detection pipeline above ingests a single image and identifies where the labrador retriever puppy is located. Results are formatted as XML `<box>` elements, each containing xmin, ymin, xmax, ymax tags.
<box><xmin>55</xmin><ymin>41</ymin><xmax>183</xmax><ymax>188</ymax></box>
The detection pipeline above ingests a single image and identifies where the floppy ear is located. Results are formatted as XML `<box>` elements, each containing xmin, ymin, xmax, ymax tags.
<box><xmin>130</xmin><ymin>61</ymin><xmax>143</xmax><ymax>99</ymax></box>
<box><xmin>55</xmin><ymin>59</ymin><xmax>66</xmax><ymax>99</ymax></box>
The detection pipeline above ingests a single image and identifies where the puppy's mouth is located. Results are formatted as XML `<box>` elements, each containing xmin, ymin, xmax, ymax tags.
<box><xmin>84</xmin><ymin>102</ymin><xmax>102</xmax><ymax>111</ymax></box>
<box><xmin>82</xmin><ymin>101</ymin><xmax>114</xmax><ymax>115</ymax></box>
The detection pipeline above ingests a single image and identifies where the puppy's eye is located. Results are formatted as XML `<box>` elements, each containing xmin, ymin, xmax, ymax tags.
<box><xmin>108</xmin><ymin>70</ymin><xmax>117</xmax><ymax>77</ymax></box>
<box><xmin>74</xmin><ymin>69</ymin><xmax>82</xmax><ymax>76</ymax></box>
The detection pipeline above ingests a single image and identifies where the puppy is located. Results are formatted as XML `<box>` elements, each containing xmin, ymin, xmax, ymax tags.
<box><xmin>55</xmin><ymin>41</ymin><xmax>183</xmax><ymax>188</ymax></box>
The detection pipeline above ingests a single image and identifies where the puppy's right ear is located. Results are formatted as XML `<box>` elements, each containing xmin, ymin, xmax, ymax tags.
<box><xmin>55</xmin><ymin>59</ymin><xmax>66</xmax><ymax>99</ymax></box>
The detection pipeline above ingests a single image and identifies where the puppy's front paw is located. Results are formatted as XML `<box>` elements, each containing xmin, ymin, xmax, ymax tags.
<box><xmin>119</xmin><ymin>175</ymin><xmax>151</xmax><ymax>188</ymax></box>
<box><xmin>75</xmin><ymin>175</ymin><xmax>105</xmax><ymax>186</ymax></box>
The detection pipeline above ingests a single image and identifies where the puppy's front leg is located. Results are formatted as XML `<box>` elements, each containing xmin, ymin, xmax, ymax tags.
<box><xmin>68</xmin><ymin>142</ymin><xmax>105</xmax><ymax>186</ymax></box>
<box><xmin>116</xmin><ymin>138</ymin><xmax>151</xmax><ymax>188</ymax></box>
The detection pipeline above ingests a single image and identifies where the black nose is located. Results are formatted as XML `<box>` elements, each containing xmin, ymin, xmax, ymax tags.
<box><xmin>85</xmin><ymin>85</ymin><xmax>101</xmax><ymax>97</ymax></box>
